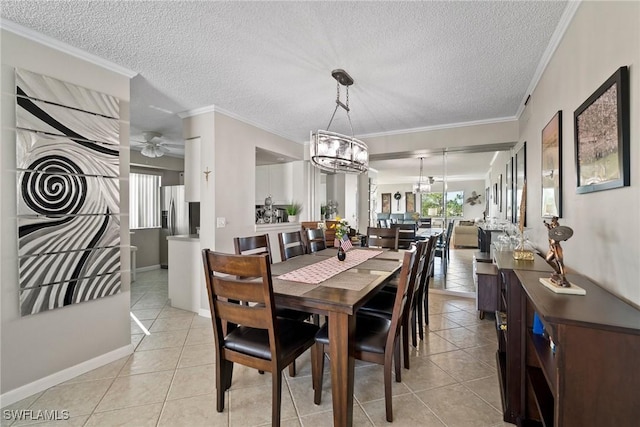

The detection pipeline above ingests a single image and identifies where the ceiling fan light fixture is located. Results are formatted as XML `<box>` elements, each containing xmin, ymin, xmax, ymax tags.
<box><xmin>310</xmin><ymin>69</ymin><xmax>369</xmax><ymax>174</ymax></box>
<box><xmin>139</xmin><ymin>130</ymin><xmax>167</xmax><ymax>158</ymax></box>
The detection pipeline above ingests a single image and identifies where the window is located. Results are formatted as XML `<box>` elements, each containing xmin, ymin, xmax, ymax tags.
<box><xmin>420</xmin><ymin>190</ymin><xmax>464</xmax><ymax>218</ymax></box>
<box><xmin>130</xmin><ymin>173</ymin><xmax>161</xmax><ymax>229</ymax></box>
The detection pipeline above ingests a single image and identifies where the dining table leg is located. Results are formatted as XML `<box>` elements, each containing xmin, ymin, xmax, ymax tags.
<box><xmin>329</xmin><ymin>311</ymin><xmax>356</xmax><ymax>427</ymax></box>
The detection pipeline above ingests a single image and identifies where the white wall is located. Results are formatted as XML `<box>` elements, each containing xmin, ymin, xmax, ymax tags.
<box><xmin>1</xmin><ymin>30</ymin><xmax>132</xmax><ymax>398</ymax></box>
<box><xmin>183</xmin><ymin>110</ymin><xmax>304</xmax><ymax>313</ymax></box>
<box><xmin>518</xmin><ymin>1</ymin><xmax>639</xmax><ymax>306</ymax></box>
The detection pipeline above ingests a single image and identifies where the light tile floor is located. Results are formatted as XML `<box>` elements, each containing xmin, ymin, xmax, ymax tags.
<box><xmin>431</xmin><ymin>248</ymin><xmax>477</xmax><ymax>294</ymax></box>
<box><xmin>2</xmin><ymin>265</ymin><xmax>510</xmax><ymax>427</ymax></box>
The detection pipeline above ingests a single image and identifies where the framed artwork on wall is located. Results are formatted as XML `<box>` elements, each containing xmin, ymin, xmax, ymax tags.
<box><xmin>506</xmin><ymin>158</ymin><xmax>513</xmax><ymax>222</ymax></box>
<box><xmin>515</xmin><ymin>142</ymin><xmax>527</xmax><ymax>226</ymax></box>
<box><xmin>381</xmin><ymin>193</ymin><xmax>391</xmax><ymax>213</ymax></box>
<box><xmin>574</xmin><ymin>66</ymin><xmax>630</xmax><ymax>194</ymax></box>
<box><xmin>405</xmin><ymin>192</ymin><xmax>415</xmax><ymax>212</ymax></box>
<box><xmin>542</xmin><ymin>111</ymin><xmax>563</xmax><ymax>217</ymax></box>
<box><xmin>493</xmin><ymin>183</ymin><xmax>498</xmax><ymax>205</ymax></box>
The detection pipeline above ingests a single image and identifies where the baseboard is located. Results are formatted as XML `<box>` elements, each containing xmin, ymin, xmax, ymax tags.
<box><xmin>429</xmin><ymin>288</ymin><xmax>475</xmax><ymax>299</ymax></box>
<box><xmin>198</xmin><ymin>308</ymin><xmax>212</xmax><ymax>319</ymax></box>
<box><xmin>136</xmin><ymin>264</ymin><xmax>160</xmax><ymax>273</ymax></box>
<box><xmin>0</xmin><ymin>344</ymin><xmax>134</xmax><ymax>407</ymax></box>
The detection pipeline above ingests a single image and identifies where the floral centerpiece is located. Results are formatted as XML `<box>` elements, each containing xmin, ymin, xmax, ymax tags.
<box><xmin>331</xmin><ymin>217</ymin><xmax>351</xmax><ymax>260</ymax></box>
<box><xmin>331</xmin><ymin>217</ymin><xmax>349</xmax><ymax>240</ymax></box>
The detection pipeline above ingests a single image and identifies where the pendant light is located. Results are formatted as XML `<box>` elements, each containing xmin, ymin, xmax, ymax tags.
<box><xmin>413</xmin><ymin>157</ymin><xmax>431</xmax><ymax>193</ymax></box>
<box><xmin>310</xmin><ymin>69</ymin><xmax>369</xmax><ymax>174</ymax></box>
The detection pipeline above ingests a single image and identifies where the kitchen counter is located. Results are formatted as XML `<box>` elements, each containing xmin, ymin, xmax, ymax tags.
<box><xmin>166</xmin><ymin>234</ymin><xmax>199</xmax><ymax>242</ymax></box>
<box><xmin>167</xmin><ymin>236</ymin><xmax>201</xmax><ymax>313</ymax></box>
<box><xmin>255</xmin><ymin>222</ymin><xmax>301</xmax><ymax>232</ymax></box>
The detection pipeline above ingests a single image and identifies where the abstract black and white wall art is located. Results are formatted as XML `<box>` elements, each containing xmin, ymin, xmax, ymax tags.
<box><xmin>15</xmin><ymin>68</ymin><xmax>121</xmax><ymax>316</ymax></box>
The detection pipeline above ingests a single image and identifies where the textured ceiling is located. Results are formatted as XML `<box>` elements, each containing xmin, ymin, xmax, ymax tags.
<box><xmin>2</xmin><ymin>1</ymin><xmax>568</xmax><ymax>146</ymax></box>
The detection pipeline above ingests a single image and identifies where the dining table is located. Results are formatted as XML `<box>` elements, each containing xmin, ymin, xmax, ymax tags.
<box><xmin>269</xmin><ymin>247</ymin><xmax>404</xmax><ymax>427</ymax></box>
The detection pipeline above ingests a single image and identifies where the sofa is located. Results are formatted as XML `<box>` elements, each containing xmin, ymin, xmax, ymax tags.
<box><xmin>451</xmin><ymin>220</ymin><xmax>478</xmax><ymax>248</ymax></box>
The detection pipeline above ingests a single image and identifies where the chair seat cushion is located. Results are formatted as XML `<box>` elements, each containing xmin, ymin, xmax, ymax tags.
<box><xmin>359</xmin><ymin>290</ymin><xmax>395</xmax><ymax>318</ymax></box>
<box><xmin>316</xmin><ymin>313</ymin><xmax>391</xmax><ymax>354</ymax></box>
<box><xmin>225</xmin><ymin>319</ymin><xmax>319</xmax><ymax>360</ymax></box>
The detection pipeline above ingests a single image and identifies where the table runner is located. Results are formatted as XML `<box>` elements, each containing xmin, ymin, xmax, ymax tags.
<box><xmin>277</xmin><ymin>249</ymin><xmax>383</xmax><ymax>285</ymax></box>
<box><xmin>270</xmin><ymin>255</ymin><xmax>322</xmax><ymax>276</ymax></box>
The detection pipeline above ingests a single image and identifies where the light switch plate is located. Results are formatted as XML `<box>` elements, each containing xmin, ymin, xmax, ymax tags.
<box><xmin>216</xmin><ymin>218</ymin><xmax>226</xmax><ymax>228</ymax></box>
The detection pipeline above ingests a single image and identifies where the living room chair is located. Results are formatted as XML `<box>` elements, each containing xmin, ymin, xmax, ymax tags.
<box><xmin>304</xmin><ymin>228</ymin><xmax>327</xmax><ymax>253</ymax></box>
<box><xmin>278</xmin><ymin>230</ymin><xmax>307</xmax><ymax>261</ymax></box>
<box><xmin>367</xmin><ymin>226</ymin><xmax>399</xmax><ymax>250</ymax></box>
<box><xmin>311</xmin><ymin>246</ymin><xmax>417</xmax><ymax>422</ymax></box>
<box><xmin>202</xmin><ymin>250</ymin><xmax>319</xmax><ymax>427</ymax></box>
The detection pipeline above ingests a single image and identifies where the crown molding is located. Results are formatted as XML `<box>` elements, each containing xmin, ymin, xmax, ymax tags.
<box><xmin>178</xmin><ymin>104</ymin><xmax>298</xmax><ymax>143</ymax></box>
<box><xmin>0</xmin><ymin>19</ymin><xmax>137</xmax><ymax>78</ymax></box>
<box><xmin>516</xmin><ymin>0</ymin><xmax>582</xmax><ymax>118</ymax></box>
<box><xmin>176</xmin><ymin>104</ymin><xmax>217</xmax><ymax>119</ymax></box>
<box><xmin>357</xmin><ymin>116</ymin><xmax>518</xmax><ymax>140</ymax></box>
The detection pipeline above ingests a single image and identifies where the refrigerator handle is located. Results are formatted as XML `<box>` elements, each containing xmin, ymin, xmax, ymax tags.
<box><xmin>169</xmin><ymin>198</ymin><xmax>176</xmax><ymax>235</ymax></box>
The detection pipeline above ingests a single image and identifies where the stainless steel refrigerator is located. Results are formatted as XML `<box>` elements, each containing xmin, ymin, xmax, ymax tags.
<box><xmin>160</xmin><ymin>185</ymin><xmax>189</xmax><ymax>268</ymax></box>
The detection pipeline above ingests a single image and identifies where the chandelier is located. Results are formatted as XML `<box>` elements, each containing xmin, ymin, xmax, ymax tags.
<box><xmin>310</xmin><ymin>69</ymin><xmax>369</xmax><ymax>174</ymax></box>
<box><xmin>413</xmin><ymin>158</ymin><xmax>432</xmax><ymax>193</ymax></box>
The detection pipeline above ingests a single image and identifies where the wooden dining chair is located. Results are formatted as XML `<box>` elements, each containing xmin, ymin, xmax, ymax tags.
<box><xmin>418</xmin><ymin>217</ymin><xmax>432</xmax><ymax>229</ymax></box>
<box><xmin>421</xmin><ymin>234</ymin><xmax>439</xmax><ymax>328</ymax></box>
<box><xmin>234</xmin><ymin>233</ymin><xmax>310</xmax><ymax>375</ymax></box>
<box><xmin>311</xmin><ymin>246</ymin><xmax>417</xmax><ymax>422</ymax></box>
<box><xmin>304</xmin><ymin>228</ymin><xmax>327</xmax><ymax>253</ymax></box>
<box><xmin>367</xmin><ymin>226</ymin><xmax>399</xmax><ymax>250</ymax></box>
<box><xmin>391</xmin><ymin>223</ymin><xmax>417</xmax><ymax>249</ymax></box>
<box><xmin>234</xmin><ymin>234</ymin><xmax>272</xmax><ymax>259</ymax></box>
<box><xmin>434</xmin><ymin>221</ymin><xmax>454</xmax><ymax>275</ymax></box>
<box><xmin>278</xmin><ymin>230</ymin><xmax>306</xmax><ymax>261</ymax></box>
<box><xmin>413</xmin><ymin>234</ymin><xmax>438</xmax><ymax>345</ymax></box>
<box><xmin>358</xmin><ymin>240</ymin><xmax>429</xmax><ymax>368</ymax></box>
<box><xmin>202</xmin><ymin>250</ymin><xmax>319</xmax><ymax>427</ymax></box>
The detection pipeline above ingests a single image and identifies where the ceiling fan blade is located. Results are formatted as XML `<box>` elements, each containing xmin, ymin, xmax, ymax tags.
<box><xmin>159</xmin><ymin>143</ymin><xmax>183</xmax><ymax>148</ymax></box>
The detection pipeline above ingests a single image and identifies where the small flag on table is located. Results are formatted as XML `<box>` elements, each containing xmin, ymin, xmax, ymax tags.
<box><xmin>334</xmin><ymin>234</ymin><xmax>353</xmax><ymax>251</ymax></box>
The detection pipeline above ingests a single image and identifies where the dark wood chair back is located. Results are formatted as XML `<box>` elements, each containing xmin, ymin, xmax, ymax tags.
<box><xmin>233</xmin><ymin>234</ymin><xmax>272</xmax><ymax>260</ymax></box>
<box><xmin>278</xmin><ymin>230</ymin><xmax>306</xmax><ymax>261</ymax></box>
<box><xmin>411</xmin><ymin>235</ymin><xmax>438</xmax><ymax>346</ymax></box>
<box><xmin>392</xmin><ymin>223</ymin><xmax>417</xmax><ymax>249</ymax></box>
<box><xmin>367</xmin><ymin>226</ymin><xmax>399</xmax><ymax>250</ymax></box>
<box><xmin>202</xmin><ymin>249</ymin><xmax>318</xmax><ymax>426</ymax></box>
<box><xmin>304</xmin><ymin>228</ymin><xmax>326</xmax><ymax>253</ymax></box>
<box><xmin>312</xmin><ymin>245</ymin><xmax>417</xmax><ymax>422</ymax></box>
<box><xmin>418</xmin><ymin>218</ymin><xmax>432</xmax><ymax>228</ymax></box>
<box><xmin>434</xmin><ymin>221</ymin><xmax>455</xmax><ymax>275</ymax></box>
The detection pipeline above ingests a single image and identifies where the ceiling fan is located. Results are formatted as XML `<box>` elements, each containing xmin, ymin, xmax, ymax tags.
<box><xmin>131</xmin><ymin>131</ymin><xmax>182</xmax><ymax>158</ymax></box>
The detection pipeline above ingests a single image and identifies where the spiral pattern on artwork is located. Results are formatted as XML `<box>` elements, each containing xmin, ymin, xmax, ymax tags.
<box><xmin>21</xmin><ymin>155</ymin><xmax>87</xmax><ymax>216</ymax></box>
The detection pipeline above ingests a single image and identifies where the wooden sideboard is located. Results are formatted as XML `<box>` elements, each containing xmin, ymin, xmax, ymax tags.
<box><xmin>494</xmin><ymin>251</ymin><xmax>554</xmax><ymax>424</ymax></box>
<box><xmin>495</xmin><ymin>251</ymin><xmax>640</xmax><ymax>426</ymax></box>
<box><xmin>515</xmin><ymin>270</ymin><xmax>640</xmax><ymax>426</ymax></box>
